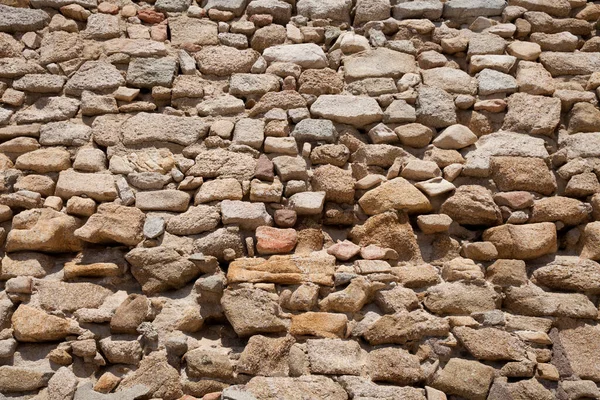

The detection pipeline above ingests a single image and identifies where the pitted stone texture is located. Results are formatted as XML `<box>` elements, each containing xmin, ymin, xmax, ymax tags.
<box><xmin>310</xmin><ymin>95</ymin><xmax>383</xmax><ymax>127</ymax></box>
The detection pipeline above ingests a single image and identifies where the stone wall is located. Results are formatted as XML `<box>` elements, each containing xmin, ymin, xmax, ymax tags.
<box><xmin>0</xmin><ymin>0</ymin><xmax>600</xmax><ymax>398</ymax></box>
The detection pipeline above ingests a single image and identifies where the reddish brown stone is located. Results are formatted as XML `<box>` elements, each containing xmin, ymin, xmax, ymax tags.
<box><xmin>255</xmin><ymin>226</ymin><xmax>297</xmax><ymax>254</ymax></box>
<box><xmin>255</xmin><ymin>154</ymin><xmax>274</xmax><ymax>182</ymax></box>
<box><xmin>138</xmin><ymin>9</ymin><xmax>165</xmax><ymax>23</ymax></box>
<box><xmin>249</xmin><ymin>14</ymin><xmax>273</xmax><ymax>27</ymax></box>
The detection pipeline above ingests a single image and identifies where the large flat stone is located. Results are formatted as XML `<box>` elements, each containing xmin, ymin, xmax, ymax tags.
<box><xmin>463</xmin><ymin>131</ymin><xmax>550</xmax><ymax>177</ymax></box>
<box><xmin>169</xmin><ymin>15</ymin><xmax>218</xmax><ymax>46</ymax></box>
<box><xmin>121</xmin><ymin>113</ymin><xmax>208</xmax><ymax>146</ymax></box>
<box><xmin>126</xmin><ymin>57</ymin><xmax>177</xmax><ymax>88</ymax></box>
<box><xmin>343</xmin><ymin>48</ymin><xmax>416</xmax><ymax>81</ymax></box>
<box><xmin>65</xmin><ymin>61</ymin><xmax>126</xmax><ymax>95</ymax></box>
<box><xmin>310</xmin><ymin>95</ymin><xmax>383</xmax><ymax>127</ymax></box>
<box><xmin>560</xmin><ymin>132</ymin><xmax>600</xmax><ymax>160</ymax></box>
<box><xmin>227</xmin><ymin>253</ymin><xmax>336</xmax><ymax>286</ymax></box>
<box><xmin>263</xmin><ymin>43</ymin><xmax>328</xmax><ymax>69</ymax></box>
<box><xmin>443</xmin><ymin>0</ymin><xmax>505</xmax><ymax>19</ymax></box>
<box><xmin>103</xmin><ymin>39</ymin><xmax>168</xmax><ymax>57</ymax></box>
<box><xmin>0</xmin><ymin>58</ymin><xmax>45</xmax><ymax>78</ymax></box>
<box><xmin>0</xmin><ymin>5</ymin><xmax>49</xmax><ymax>32</ymax></box>
<box><xmin>540</xmin><ymin>52</ymin><xmax>600</xmax><ymax>77</ymax></box>
<box><xmin>55</xmin><ymin>169</ymin><xmax>118</xmax><ymax>202</ymax></box>
<box><xmin>15</xmin><ymin>97</ymin><xmax>80</xmax><ymax>124</ymax></box>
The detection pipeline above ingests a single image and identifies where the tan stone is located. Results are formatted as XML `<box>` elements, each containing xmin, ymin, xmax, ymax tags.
<box><xmin>359</xmin><ymin>178</ymin><xmax>431</xmax><ymax>215</ymax></box>
<box><xmin>227</xmin><ymin>253</ymin><xmax>336</xmax><ymax>286</ymax></box>
<box><xmin>425</xmin><ymin>282</ymin><xmax>501</xmax><ymax>315</ymax></box>
<box><xmin>368</xmin><ymin>347</ymin><xmax>424</xmax><ymax>385</ymax></box>
<box><xmin>454</xmin><ymin>327</ymin><xmax>527</xmax><ymax>361</ymax></box>
<box><xmin>290</xmin><ymin>312</ymin><xmax>347</xmax><ymax>338</ymax></box>
<box><xmin>74</xmin><ymin>203</ymin><xmax>145</xmax><ymax>246</ymax></box>
<box><xmin>6</xmin><ymin>208</ymin><xmax>84</xmax><ymax>253</ymax></box>
<box><xmin>364</xmin><ymin>310</ymin><xmax>450</xmax><ymax>345</ymax></box>
<box><xmin>349</xmin><ymin>211</ymin><xmax>421</xmax><ymax>262</ymax></box>
<box><xmin>431</xmin><ymin>358</ymin><xmax>495</xmax><ymax>400</ymax></box>
<box><xmin>530</xmin><ymin>196</ymin><xmax>591</xmax><ymax>226</ymax></box>
<box><xmin>12</xmin><ymin>305</ymin><xmax>79</xmax><ymax>342</ymax></box>
<box><xmin>15</xmin><ymin>147</ymin><xmax>70</xmax><ymax>173</ymax></box>
<box><xmin>55</xmin><ymin>169</ymin><xmax>118</xmax><ymax>202</ymax></box>
<box><xmin>505</xmin><ymin>284</ymin><xmax>597</xmax><ymax>318</ymax></box>
<box><xmin>440</xmin><ymin>185</ymin><xmax>502</xmax><ymax>226</ymax></box>
<box><xmin>581</xmin><ymin>222</ymin><xmax>600</xmax><ymax>260</ymax></box>
<box><xmin>552</xmin><ymin>318</ymin><xmax>600</xmax><ymax>382</ymax></box>
<box><xmin>483</xmin><ymin>222</ymin><xmax>557</xmax><ymax>260</ymax></box>
<box><xmin>490</xmin><ymin>156</ymin><xmax>556</xmax><ymax>195</ymax></box>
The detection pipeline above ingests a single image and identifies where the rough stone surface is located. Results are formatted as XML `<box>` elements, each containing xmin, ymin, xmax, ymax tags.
<box><xmin>0</xmin><ymin>0</ymin><xmax>597</xmax><ymax>397</ymax></box>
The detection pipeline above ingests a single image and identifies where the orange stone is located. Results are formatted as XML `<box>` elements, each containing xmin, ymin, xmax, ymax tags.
<box><xmin>227</xmin><ymin>253</ymin><xmax>336</xmax><ymax>286</ymax></box>
<box><xmin>290</xmin><ymin>312</ymin><xmax>348</xmax><ymax>338</ymax></box>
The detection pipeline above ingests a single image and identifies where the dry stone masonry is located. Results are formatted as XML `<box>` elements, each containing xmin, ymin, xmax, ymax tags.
<box><xmin>0</xmin><ymin>0</ymin><xmax>600</xmax><ymax>398</ymax></box>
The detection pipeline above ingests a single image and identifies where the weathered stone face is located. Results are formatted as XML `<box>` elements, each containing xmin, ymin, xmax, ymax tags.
<box><xmin>1</xmin><ymin>0</ymin><xmax>600</xmax><ymax>397</ymax></box>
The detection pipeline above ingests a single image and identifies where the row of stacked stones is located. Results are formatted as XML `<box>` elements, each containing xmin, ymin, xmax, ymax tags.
<box><xmin>1</xmin><ymin>0</ymin><xmax>600</xmax><ymax>398</ymax></box>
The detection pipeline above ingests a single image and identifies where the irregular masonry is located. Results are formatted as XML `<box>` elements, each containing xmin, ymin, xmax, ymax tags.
<box><xmin>1</xmin><ymin>0</ymin><xmax>600</xmax><ymax>399</ymax></box>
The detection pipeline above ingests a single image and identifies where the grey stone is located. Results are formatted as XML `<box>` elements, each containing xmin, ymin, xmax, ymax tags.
<box><xmin>416</xmin><ymin>86</ymin><xmax>457</xmax><ymax>128</ymax></box>
<box><xmin>48</xmin><ymin>367</ymin><xmax>77</xmax><ymax>400</ymax></box>
<box><xmin>0</xmin><ymin>58</ymin><xmax>45</xmax><ymax>78</ymax></box>
<box><xmin>233</xmin><ymin>118</ymin><xmax>265</xmax><ymax>150</ymax></box>
<box><xmin>246</xmin><ymin>0</ymin><xmax>293</xmax><ymax>24</ymax></box>
<box><xmin>307</xmin><ymin>339</ymin><xmax>364</xmax><ymax>375</ymax></box>
<box><xmin>126</xmin><ymin>58</ymin><xmax>177</xmax><ymax>89</ymax></box>
<box><xmin>540</xmin><ymin>52</ymin><xmax>600</xmax><ymax>77</ymax></box>
<box><xmin>560</xmin><ymin>132</ymin><xmax>600</xmax><ymax>160</ymax></box>
<box><xmin>126</xmin><ymin>246</ymin><xmax>202</xmax><ymax>294</ymax></box>
<box><xmin>383</xmin><ymin>99</ymin><xmax>416</xmax><ymax>123</ymax></box>
<box><xmin>194</xmin><ymin>226</ymin><xmax>245</xmax><ymax>261</ymax></box>
<box><xmin>12</xmin><ymin>74</ymin><xmax>66</xmax><ymax>93</ymax></box>
<box><xmin>65</xmin><ymin>61</ymin><xmax>126</xmax><ymax>95</ymax></box>
<box><xmin>229</xmin><ymin>73</ymin><xmax>280</xmax><ymax>97</ymax></box>
<box><xmin>221</xmin><ymin>287</ymin><xmax>287</xmax><ymax>336</ymax></box>
<box><xmin>393</xmin><ymin>0</ymin><xmax>443</xmax><ymax>19</ymax></box>
<box><xmin>422</xmin><ymin>67</ymin><xmax>478</xmax><ymax>95</ymax></box>
<box><xmin>443</xmin><ymin>0</ymin><xmax>506</xmax><ymax>19</ymax></box>
<box><xmin>74</xmin><ymin>382</ymin><xmax>149</xmax><ymax>400</ymax></box>
<box><xmin>39</xmin><ymin>122</ymin><xmax>91</xmax><ymax>146</ymax></box>
<box><xmin>464</xmin><ymin>132</ymin><xmax>549</xmax><ymax>176</ymax></box>
<box><xmin>188</xmin><ymin>148</ymin><xmax>257</xmax><ymax>180</ymax></box>
<box><xmin>263</xmin><ymin>44</ymin><xmax>328</xmax><ymax>69</ymax></box>
<box><xmin>121</xmin><ymin>112</ymin><xmax>208</xmax><ymax>146</ymax></box>
<box><xmin>0</xmin><ymin>5</ymin><xmax>49</xmax><ymax>33</ymax></box>
<box><xmin>477</xmin><ymin>68</ymin><xmax>518</xmax><ymax>95</ymax></box>
<box><xmin>297</xmin><ymin>0</ymin><xmax>353</xmax><ymax>23</ymax></box>
<box><xmin>31</xmin><ymin>0</ymin><xmax>96</xmax><ymax>8</ymax></box>
<box><xmin>82</xmin><ymin>13</ymin><xmax>120</xmax><ymax>40</ymax></box>
<box><xmin>197</xmin><ymin>95</ymin><xmax>245</xmax><ymax>116</ymax></box>
<box><xmin>292</xmin><ymin>119</ymin><xmax>338</xmax><ymax>143</ymax></box>
<box><xmin>144</xmin><ymin>216</ymin><xmax>165</xmax><ymax>239</ymax></box>
<box><xmin>221</xmin><ymin>200</ymin><xmax>273</xmax><ymax>230</ymax></box>
<box><xmin>203</xmin><ymin>0</ymin><xmax>248</xmax><ymax>16</ymax></box>
<box><xmin>156</xmin><ymin>0</ymin><xmax>191</xmax><ymax>12</ymax></box>
<box><xmin>289</xmin><ymin>191</ymin><xmax>326</xmax><ymax>215</ymax></box>
<box><xmin>15</xmin><ymin>97</ymin><xmax>80</xmax><ymax>124</ymax></box>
